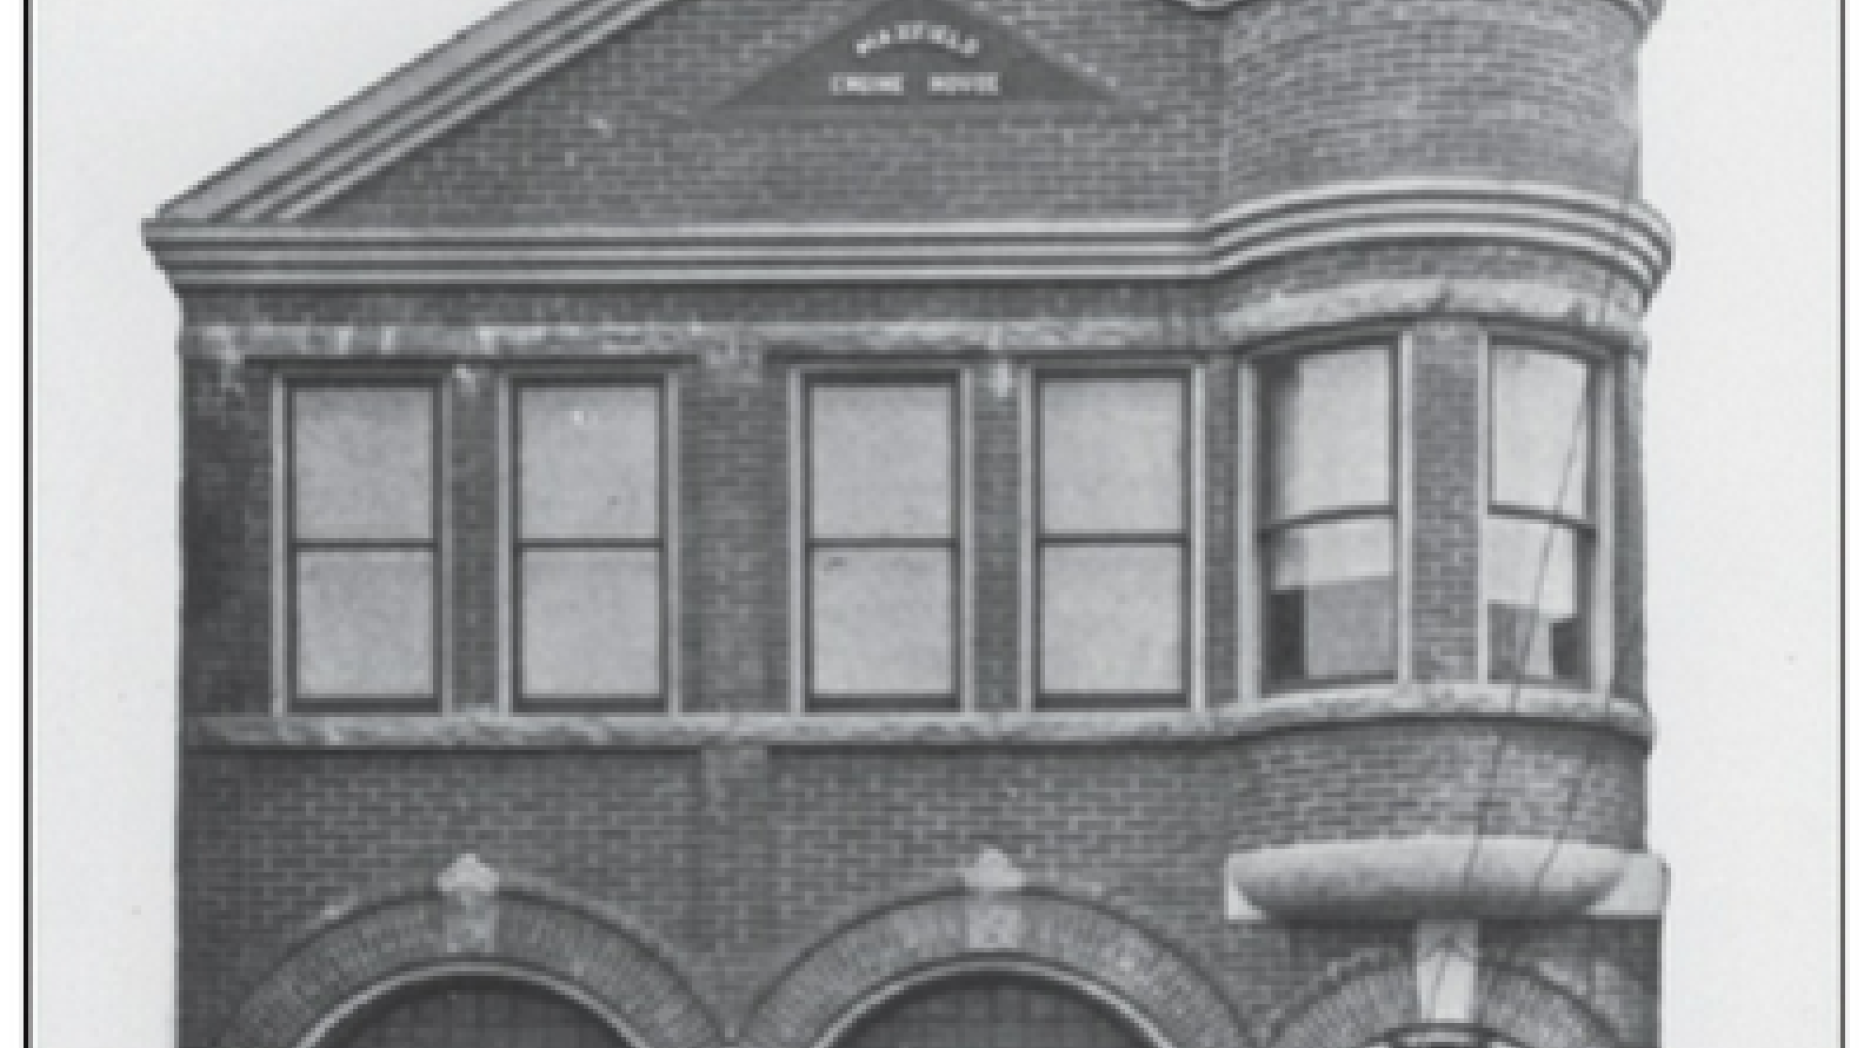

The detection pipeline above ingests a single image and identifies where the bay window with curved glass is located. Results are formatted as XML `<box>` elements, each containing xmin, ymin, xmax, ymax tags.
<box><xmin>1259</xmin><ymin>347</ymin><xmax>1397</xmax><ymax>689</ymax></box>
<box><xmin>1487</xmin><ymin>345</ymin><xmax>1594</xmax><ymax>686</ymax></box>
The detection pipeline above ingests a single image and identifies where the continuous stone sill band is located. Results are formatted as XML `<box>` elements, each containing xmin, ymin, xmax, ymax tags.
<box><xmin>188</xmin><ymin>685</ymin><xmax>1651</xmax><ymax>750</ymax></box>
<box><xmin>178</xmin><ymin>280</ymin><xmax>1647</xmax><ymax>367</ymax></box>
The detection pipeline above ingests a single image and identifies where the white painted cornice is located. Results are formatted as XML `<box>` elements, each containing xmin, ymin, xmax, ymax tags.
<box><xmin>158</xmin><ymin>0</ymin><xmax>1661</xmax><ymax>224</ymax></box>
<box><xmin>146</xmin><ymin>178</ymin><xmax>1672</xmax><ymax>298</ymax></box>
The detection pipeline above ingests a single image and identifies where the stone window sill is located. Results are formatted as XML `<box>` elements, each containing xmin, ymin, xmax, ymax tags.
<box><xmin>187</xmin><ymin>682</ymin><xmax>1650</xmax><ymax>750</ymax></box>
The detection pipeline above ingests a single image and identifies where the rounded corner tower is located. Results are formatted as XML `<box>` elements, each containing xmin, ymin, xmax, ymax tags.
<box><xmin>149</xmin><ymin>0</ymin><xmax>1670</xmax><ymax>1046</ymax></box>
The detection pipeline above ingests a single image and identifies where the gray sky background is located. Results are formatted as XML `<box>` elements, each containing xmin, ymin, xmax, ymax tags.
<box><xmin>31</xmin><ymin>1</ymin><xmax>1842</xmax><ymax>1045</ymax></box>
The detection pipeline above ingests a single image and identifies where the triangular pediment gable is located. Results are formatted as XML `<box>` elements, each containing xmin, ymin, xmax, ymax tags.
<box><xmin>160</xmin><ymin>0</ymin><xmax>680</xmax><ymax>223</ymax></box>
<box><xmin>156</xmin><ymin>0</ymin><xmax>1218</xmax><ymax>225</ymax></box>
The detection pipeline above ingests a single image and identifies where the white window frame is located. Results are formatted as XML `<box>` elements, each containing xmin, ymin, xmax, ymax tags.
<box><xmin>1018</xmin><ymin>362</ymin><xmax>1206</xmax><ymax>713</ymax></box>
<box><xmin>788</xmin><ymin>362</ymin><xmax>974</xmax><ymax>715</ymax></box>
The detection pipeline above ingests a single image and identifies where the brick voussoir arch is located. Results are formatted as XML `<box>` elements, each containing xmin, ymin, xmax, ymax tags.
<box><xmin>1474</xmin><ymin>960</ymin><xmax>1626</xmax><ymax>1048</ymax></box>
<box><xmin>743</xmin><ymin>877</ymin><xmax>1247</xmax><ymax>1048</ymax></box>
<box><xmin>1263</xmin><ymin>952</ymin><xmax>1624</xmax><ymax>1048</ymax></box>
<box><xmin>215</xmin><ymin>871</ymin><xmax>725</xmax><ymax>1048</ymax></box>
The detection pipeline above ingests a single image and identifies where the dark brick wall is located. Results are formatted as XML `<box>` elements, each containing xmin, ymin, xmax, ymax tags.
<box><xmin>1224</xmin><ymin>721</ymin><xmax>1646</xmax><ymax>850</ymax></box>
<box><xmin>170</xmin><ymin>0</ymin><xmax>1660</xmax><ymax>1038</ymax></box>
<box><xmin>181</xmin><ymin>358</ymin><xmax>273</xmax><ymax>715</ymax></box>
<box><xmin>1222</xmin><ymin>0</ymin><xmax>1640</xmax><ymax>202</ymax></box>
<box><xmin>301</xmin><ymin>0</ymin><xmax>1637</xmax><ymax>226</ymax></box>
<box><xmin>451</xmin><ymin>368</ymin><xmax>503</xmax><ymax>712</ymax></box>
<box><xmin>310</xmin><ymin>0</ymin><xmax>1227</xmax><ymax>225</ymax></box>
<box><xmin>1409</xmin><ymin>320</ymin><xmax>1482</xmax><ymax>682</ymax></box>
<box><xmin>180</xmin><ymin>751</ymin><xmax>703</xmax><ymax>1047</ymax></box>
<box><xmin>178</xmin><ymin>724</ymin><xmax>1650</xmax><ymax>1047</ymax></box>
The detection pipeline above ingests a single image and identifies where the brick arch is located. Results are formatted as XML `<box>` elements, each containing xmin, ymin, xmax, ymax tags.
<box><xmin>215</xmin><ymin>880</ymin><xmax>724</xmax><ymax>1048</ymax></box>
<box><xmin>743</xmin><ymin>886</ymin><xmax>1244</xmax><ymax>1048</ymax></box>
<box><xmin>1474</xmin><ymin>962</ymin><xmax>1624</xmax><ymax>1048</ymax></box>
<box><xmin>1263</xmin><ymin>953</ymin><xmax>1623</xmax><ymax>1048</ymax></box>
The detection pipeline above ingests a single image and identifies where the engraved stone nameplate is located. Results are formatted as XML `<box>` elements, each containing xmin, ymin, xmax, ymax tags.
<box><xmin>720</xmin><ymin>0</ymin><xmax>1112</xmax><ymax>110</ymax></box>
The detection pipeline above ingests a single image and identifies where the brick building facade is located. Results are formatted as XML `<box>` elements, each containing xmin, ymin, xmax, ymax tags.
<box><xmin>146</xmin><ymin>0</ymin><xmax>1672</xmax><ymax>1046</ymax></box>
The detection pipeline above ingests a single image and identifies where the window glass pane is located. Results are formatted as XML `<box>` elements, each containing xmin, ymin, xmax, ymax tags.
<box><xmin>520</xmin><ymin>386</ymin><xmax>660</xmax><ymax>540</ymax></box>
<box><xmin>521</xmin><ymin>550</ymin><xmax>661</xmax><ymax>698</ymax></box>
<box><xmin>1041</xmin><ymin>544</ymin><xmax>1183</xmax><ymax>693</ymax></box>
<box><xmin>1265</xmin><ymin>349</ymin><xmax>1390</xmax><ymax>520</ymax></box>
<box><xmin>296</xmin><ymin>550</ymin><xmax>433</xmax><ymax>698</ymax></box>
<box><xmin>1492</xmin><ymin>347</ymin><xmax>1590</xmax><ymax>517</ymax></box>
<box><xmin>811</xmin><ymin>549</ymin><xmax>953</xmax><ymax>696</ymax></box>
<box><xmin>1266</xmin><ymin>517</ymin><xmax>1395</xmax><ymax>683</ymax></box>
<box><xmin>293</xmin><ymin>388</ymin><xmax>433</xmax><ymax>540</ymax></box>
<box><xmin>811</xmin><ymin>384</ymin><xmax>953</xmax><ymax>539</ymax></box>
<box><xmin>1041</xmin><ymin>378</ymin><xmax>1184</xmax><ymax>533</ymax></box>
<box><xmin>1486</xmin><ymin>516</ymin><xmax>1585</xmax><ymax>683</ymax></box>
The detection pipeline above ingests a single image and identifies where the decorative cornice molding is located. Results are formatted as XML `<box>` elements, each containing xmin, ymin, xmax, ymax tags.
<box><xmin>185</xmin><ymin>683</ymin><xmax>1652</xmax><ymax>751</ymax></box>
<box><xmin>159</xmin><ymin>0</ymin><xmax>1661</xmax><ymax>223</ymax></box>
<box><xmin>147</xmin><ymin>179</ymin><xmax>1673</xmax><ymax>297</ymax></box>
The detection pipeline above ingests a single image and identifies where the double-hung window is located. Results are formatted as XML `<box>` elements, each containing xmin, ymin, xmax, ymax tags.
<box><xmin>1034</xmin><ymin>374</ymin><xmax>1190</xmax><ymax>709</ymax></box>
<box><xmin>1259</xmin><ymin>347</ymin><xmax>1397</xmax><ymax>689</ymax></box>
<box><xmin>1486</xmin><ymin>345</ymin><xmax>1593</xmax><ymax>686</ymax></box>
<box><xmin>286</xmin><ymin>382</ymin><xmax>441</xmax><ymax>711</ymax></box>
<box><xmin>804</xmin><ymin>376</ymin><xmax>960</xmax><ymax>712</ymax></box>
<box><xmin>513</xmin><ymin>381</ymin><xmax>667</xmax><ymax>711</ymax></box>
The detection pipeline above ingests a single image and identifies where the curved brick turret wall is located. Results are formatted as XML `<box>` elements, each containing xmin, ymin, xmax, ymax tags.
<box><xmin>1222</xmin><ymin>0</ymin><xmax>1641</xmax><ymax>200</ymax></box>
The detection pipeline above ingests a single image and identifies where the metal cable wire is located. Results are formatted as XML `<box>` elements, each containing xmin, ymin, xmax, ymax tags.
<box><xmin>1420</xmin><ymin>129</ymin><xmax>1646</xmax><ymax>1021</ymax></box>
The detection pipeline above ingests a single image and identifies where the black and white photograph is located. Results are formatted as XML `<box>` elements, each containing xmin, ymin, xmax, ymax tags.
<box><xmin>30</xmin><ymin>1</ymin><xmax>1840</xmax><ymax>1047</ymax></box>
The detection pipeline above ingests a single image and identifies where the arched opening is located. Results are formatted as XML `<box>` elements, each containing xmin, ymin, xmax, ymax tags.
<box><xmin>834</xmin><ymin>973</ymin><xmax>1156</xmax><ymax>1048</ymax></box>
<box><xmin>321</xmin><ymin>975</ymin><xmax>634</xmax><ymax>1048</ymax></box>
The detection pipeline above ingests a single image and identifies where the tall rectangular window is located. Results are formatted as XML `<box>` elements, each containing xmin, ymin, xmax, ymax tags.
<box><xmin>805</xmin><ymin>377</ymin><xmax>959</xmax><ymax>712</ymax></box>
<box><xmin>1035</xmin><ymin>375</ymin><xmax>1189</xmax><ymax>709</ymax></box>
<box><xmin>513</xmin><ymin>382</ymin><xmax>666</xmax><ymax>711</ymax></box>
<box><xmin>1260</xmin><ymin>348</ymin><xmax>1397</xmax><ymax>688</ymax></box>
<box><xmin>287</xmin><ymin>383</ymin><xmax>440</xmax><ymax>711</ymax></box>
<box><xmin>1487</xmin><ymin>346</ymin><xmax>1592</xmax><ymax>686</ymax></box>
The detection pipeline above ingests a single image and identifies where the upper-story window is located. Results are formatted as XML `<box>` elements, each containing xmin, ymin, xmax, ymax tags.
<box><xmin>804</xmin><ymin>377</ymin><xmax>960</xmax><ymax>712</ymax></box>
<box><xmin>1034</xmin><ymin>374</ymin><xmax>1190</xmax><ymax>709</ymax></box>
<box><xmin>1487</xmin><ymin>345</ymin><xmax>1592</xmax><ymax>686</ymax></box>
<box><xmin>513</xmin><ymin>381</ymin><xmax>667</xmax><ymax>712</ymax></box>
<box><xmin>286</xmin><ymin>382</ymin><xmax>440</xmax><ymax>712</ymax></box>
<box><xmin>1259</xmin><ymin>347</ymin><xmax>1397</xmax><ymax>689</ymax></box>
